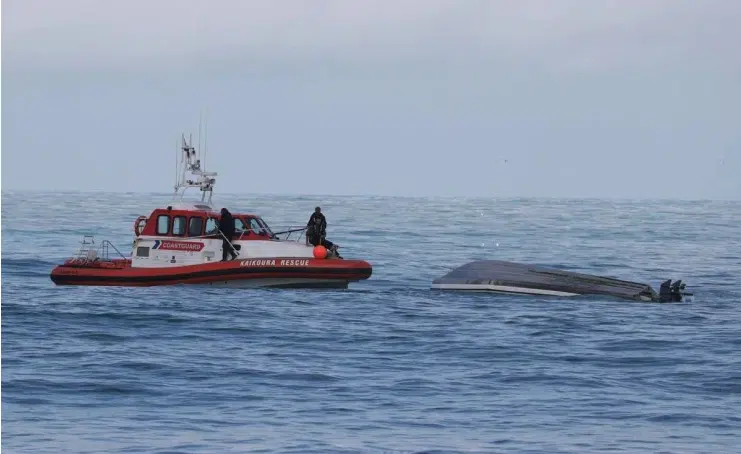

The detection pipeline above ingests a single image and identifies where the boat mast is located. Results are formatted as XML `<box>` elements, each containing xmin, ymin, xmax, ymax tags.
<box><xmin>172</xmin><ymin>130</ymin><xmax>218</xmax><ymax>204</ymax></box>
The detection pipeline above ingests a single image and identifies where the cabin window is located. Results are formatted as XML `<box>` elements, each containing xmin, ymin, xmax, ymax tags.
<box><xmin>205</xmin><ymin>217</ymin><xmax>219</xmax><ymax>235</ymax></box>
<box><xmin>188</xmin><ymin>217</ymin><xmax>204</xmax><ymax>237</ymax></box>
<box><xmin>256</xmin><ymin>217</ymin><xmax>274</xmax><ymax>236</ymax></box>
<box><xmin>234</xmin><ymin>218</ymin><xmax>248</xmax><ymax>235</ymax></box>
<box><xmin>248</xmin><ymin>218</ymin><xmax>265</xmax><ymax>235</ymax></box>
<box><xmin>172</xmin><ymin>216</ymin><xmax>187</xmax><ymax>236</ymax></box>
<box><xmin>156</xmin><ymin>215</ymin><xmax>170</xmax><ymax>235</ymax></box>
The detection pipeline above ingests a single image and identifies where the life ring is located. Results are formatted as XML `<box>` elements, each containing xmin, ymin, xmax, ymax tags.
<box><xmin>134</xmin><ymin>216</ymin><xmax>147</xmax><ymax>236</ymax></box>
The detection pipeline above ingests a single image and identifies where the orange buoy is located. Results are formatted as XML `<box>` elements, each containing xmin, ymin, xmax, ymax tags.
<box><xmin>313</xmin><ymin>245</ymin><xmax>327</xmax><ymax>259</ymax></box>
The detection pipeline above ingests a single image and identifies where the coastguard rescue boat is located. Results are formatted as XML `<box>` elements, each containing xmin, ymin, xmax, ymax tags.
<box><xmin>49</xmin><ymin>134</ymin><xmax>373</xmax><ymax>288</ymax></box>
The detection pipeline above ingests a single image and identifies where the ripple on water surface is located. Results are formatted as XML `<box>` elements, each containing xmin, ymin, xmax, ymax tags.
<box><xmin>2</xmin><ymin>193</ymin><xmax>741</xmax><ymax>453</ymax></box>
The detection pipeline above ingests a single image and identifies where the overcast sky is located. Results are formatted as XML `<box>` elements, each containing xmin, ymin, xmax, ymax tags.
<box><xmin>3</xmin><ymin>0</ymin><xmax>740</xmax><ymax>199</ymax></box>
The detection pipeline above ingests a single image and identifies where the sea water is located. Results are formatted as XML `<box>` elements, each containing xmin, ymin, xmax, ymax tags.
<box><xmin>2</xmin><ymin>191</ymin><xmax>741</xmax><ymax>453</ymax></box>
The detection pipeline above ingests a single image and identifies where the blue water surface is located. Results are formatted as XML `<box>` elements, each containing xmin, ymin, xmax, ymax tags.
<box><xmin>2</xmin><ymin>191</ymin><xmax>741</xmax><ymax>453</ymax></box>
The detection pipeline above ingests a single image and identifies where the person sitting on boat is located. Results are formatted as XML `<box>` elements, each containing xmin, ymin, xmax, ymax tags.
<box><xmin>306</xmin><ymin>206</ymin><xmax>341</xmax><ymax>258</ymax></box>
<box><xmin>218</xmin><ymin>208</ymin><xmax>238</xmax><ymax>261</ymax></box>
<box><xmin>307</xmin><ymin>207</ymin><xmax>327</xmax><ymax>236</ymax></box>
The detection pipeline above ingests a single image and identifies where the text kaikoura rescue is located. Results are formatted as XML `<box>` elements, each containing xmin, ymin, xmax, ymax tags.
<box><xmin>239</xmin><ymin>259</ymin><xmax>311</xmax><ymax>267</ymax></box>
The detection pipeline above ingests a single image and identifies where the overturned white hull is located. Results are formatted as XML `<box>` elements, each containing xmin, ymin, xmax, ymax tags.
<box><xmin>431</xmin><ymin>260</ymin><xmax>691</xmax><ymax>302</ymax></box>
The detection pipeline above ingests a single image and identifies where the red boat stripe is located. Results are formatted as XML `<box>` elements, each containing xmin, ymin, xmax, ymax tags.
<box><xmin>51</xmin><ymin>265</ymin><xmax>372</xmax><ymax>285</ymax></box>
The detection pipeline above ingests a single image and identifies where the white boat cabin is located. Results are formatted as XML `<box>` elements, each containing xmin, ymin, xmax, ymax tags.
<box><xmin>131</xmin><ymin>202</ymin><xmax>314</xmax><ymax>268</ymax></box>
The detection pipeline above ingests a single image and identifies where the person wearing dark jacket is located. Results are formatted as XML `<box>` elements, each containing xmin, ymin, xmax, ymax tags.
<box><xmin>307</xmin><ymin>206</ymin><xmax>327</xmax><ymax>239</ymax></box>
<box><xmin>219</xmin><ymin>208</ymin><xmax>238</xmax><ymax>261</ymax></box>
<box><xmin>306</xmin><ymin>206</ymin><xmax>340</xmax><ymax>257</ymax></box>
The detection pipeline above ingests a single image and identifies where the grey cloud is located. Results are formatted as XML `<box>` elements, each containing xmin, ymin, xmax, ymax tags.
<box><xmin>3</xmin><ymin>0</ymin><xmax>740</xmax><ymax>72</ymax></box>
<box><xmin>2</xmin><ymin>0</ymin><xmax>739</xmax><ymax>199</ymax></box>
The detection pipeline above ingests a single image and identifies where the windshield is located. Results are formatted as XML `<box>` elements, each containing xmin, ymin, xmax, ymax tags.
<box><xmin>255</xmin><ymin>217</ymin><xmax>274</xmax><ymax>236</ymax></box>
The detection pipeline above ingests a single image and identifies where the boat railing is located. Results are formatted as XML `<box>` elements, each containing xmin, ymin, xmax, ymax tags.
<box><xmin>229</xmin><ymin>226</ymin><xmax>308</xmax><ymax>243</ymax></box>
<box><xmin>270</xmin><ymin>226</ymin><xmax>309</xmax><ymax>243</ymax></box>
<box><xmin>101</xmin><ymin>240</ymin><xmax>129</xmax><ymax>261</ymax></box>
<box><xmin>164</xmin><ymin>227</ymin><xmax>306</xmax><ymax>243</ymax></box>
<box><xmin>74</xmin><ymin>235</ymin><xmax>96</xmax><ymax>260</ymax></box>
<box><xmin>73</xmin><ymin>235</ymin><xmax>128</xmax><ymax>263</ymax></box>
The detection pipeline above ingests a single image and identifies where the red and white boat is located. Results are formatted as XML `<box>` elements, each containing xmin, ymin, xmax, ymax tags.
<box><xmin>50</xmin><ymin>134</ymin><xmax>373</xmax><ymax>288</ymax></box>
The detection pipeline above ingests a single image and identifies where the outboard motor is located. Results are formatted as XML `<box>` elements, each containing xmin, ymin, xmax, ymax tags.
<box><xmin>658</xmin><ymin>279</ymin><xmax>691</xmax><ymax>302</ymax></box>
<box><xmin>671</xmin><ymin>280</ymin><xmax>688</xmax><ymax>301</ymax></box>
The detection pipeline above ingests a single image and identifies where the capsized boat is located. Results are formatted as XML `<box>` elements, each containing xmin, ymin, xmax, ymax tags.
<box><xmin>50</xmin><ymin>134</ymin><xmax>373</xmax><ymax>288</ymax></box>
<box><xmin>431</xmin><ymin>260</ymin><xmax>692</xmax><ymax>302</ymax></box>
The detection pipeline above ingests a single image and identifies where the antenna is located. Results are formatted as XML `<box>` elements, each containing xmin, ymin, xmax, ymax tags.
<box><xmin>198</xmin><ymin>111</ymin><xmax>203</xmax><ymax>162</ymax></box>
<box><xmin>171</xmin><ymin>123</ymin><xmax>218</xmax><ymax>204</ymax></box>
<box><xmin>174</xmin><ymin>137</ymin><xmax>178</xmax><ymax>191</ymax></box>
<box><xmin>203</xmin><ymin>111</ymin><xmax>208</xmax><ymax>172</ymax></box>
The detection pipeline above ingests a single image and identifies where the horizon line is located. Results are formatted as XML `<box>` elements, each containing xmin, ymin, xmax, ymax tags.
<box><xmin>2</xmin><ymin>188</ymin><xmax>739</xmax><ymax>203</ymax></box>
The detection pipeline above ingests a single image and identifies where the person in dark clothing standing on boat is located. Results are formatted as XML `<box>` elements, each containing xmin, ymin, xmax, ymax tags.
<box><xmin>219</xmin><ymin>208</ymin><xmax>238</xmax><ymax>261</ymax></box>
